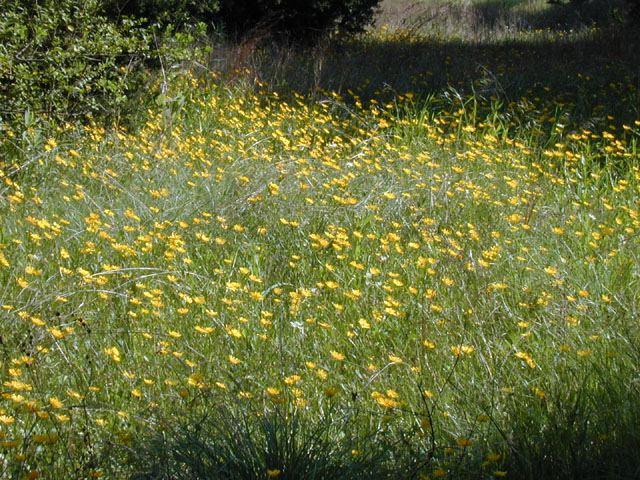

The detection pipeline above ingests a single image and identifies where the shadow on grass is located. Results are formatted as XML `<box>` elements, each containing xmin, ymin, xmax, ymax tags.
<box><xmin>500</xmin><ymin>388</ymin><xmax>640</xmax><ymax>479</ymax></box>
<box><xmin>109</xmin><ymin>344</ymin><xmax>640</xmax><ymax>479</ymax></box>
<box><xmin>110</xmin><ymin>379</ymin><xmax>640</xmax><ymax>480</ymax></box>
<box><xmin>209</xmin><ymin>2</ymin><xmax>639</xmax><ymax>134</ymax></box>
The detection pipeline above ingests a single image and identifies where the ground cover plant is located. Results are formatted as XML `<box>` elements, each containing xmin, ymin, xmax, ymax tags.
<box><xmin>1</xmin><ymin>0</ymin><xmax>640</xmax><ymax>478</ymax></box>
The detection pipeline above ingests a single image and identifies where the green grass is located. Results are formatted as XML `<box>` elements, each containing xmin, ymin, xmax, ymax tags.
<box><xmin>1</xmin><ymin>3</ymin><xmax>640</xmax><ymax>479</ymax></box>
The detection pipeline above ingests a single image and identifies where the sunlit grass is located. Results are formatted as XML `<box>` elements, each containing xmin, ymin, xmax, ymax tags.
<box><xmin>1</xmin><ymin>23</ymin><xmax>639</xmax><ymax>479</ymax></box>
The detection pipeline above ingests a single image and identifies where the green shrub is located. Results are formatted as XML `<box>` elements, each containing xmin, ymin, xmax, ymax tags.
<box><xmin>0</xmin><ymin>0</ymin><xmax>152</xmax><ymax>125</ymax></box>
<box><xmin>0</xmin><ymin>0</ymin><xmax>214</xmax><ymax>129</ymax></box>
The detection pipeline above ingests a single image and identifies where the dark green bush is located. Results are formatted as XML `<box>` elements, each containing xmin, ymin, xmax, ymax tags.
<box><xmin>217</xmin><ymin>0</ymin><xmax>382</xmax><ymax>39</ymax></box>
<box><xmin>99</xmin><ymin>0</ymin><xmax>221</xmax><ymax>29</ymax></box>
<box><xmin>98</xmin><ymin>0</ymin><xmax>381</xmax><ymax>39</ymax></box>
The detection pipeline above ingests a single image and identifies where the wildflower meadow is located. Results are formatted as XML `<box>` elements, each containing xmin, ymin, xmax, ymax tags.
<box><xmin>1</xmin><ymin>0</ymin><xmax>639</xmax><ymax>478</ymax></box>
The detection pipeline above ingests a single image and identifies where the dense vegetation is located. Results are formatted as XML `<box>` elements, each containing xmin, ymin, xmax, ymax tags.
<box><xmin>0</xmin><ymin>0</ymin><xmax>150</xmax><ymax>121</ymax></box>
<box><xmin>1</xmin><ymin>0</ymin><xmax>639</xmax><ymax>479</ymax></box>
<box><xmin>0</xmin><ymin>0</ymin><xmax>381</xmax><ymax>126</ymax></box>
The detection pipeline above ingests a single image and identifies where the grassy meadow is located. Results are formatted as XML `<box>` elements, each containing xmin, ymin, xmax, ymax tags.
<box><xmin>1</xmin><ymin>0</ymin><xmax>640</xmax><ymax>478</ymax></box>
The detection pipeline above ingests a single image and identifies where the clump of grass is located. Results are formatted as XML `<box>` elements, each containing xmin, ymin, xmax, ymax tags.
<box><xmin>123</xmin><ymin>398</ymin><xmax>413</xmax><ymax>480</ymax></box>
